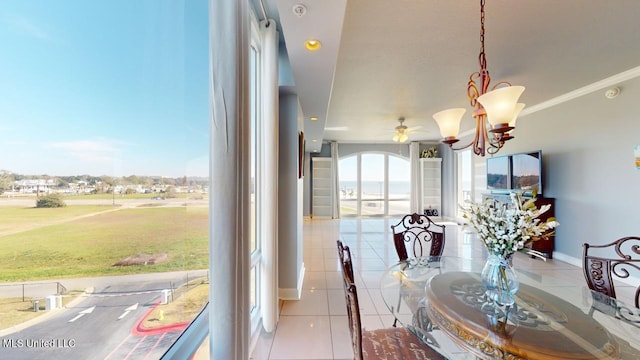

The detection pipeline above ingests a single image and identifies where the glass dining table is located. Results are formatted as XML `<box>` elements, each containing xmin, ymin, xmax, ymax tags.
<box><xmin>379</xmin><ymin>256</ymin><xmax>640</xmax><ymax>360</ymax></box>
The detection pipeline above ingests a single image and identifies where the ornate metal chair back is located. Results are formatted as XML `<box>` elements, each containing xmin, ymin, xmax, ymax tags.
<box><xmin>391</xmin><ymin>213</ymin><xmax>446</xmax><ymax>261</ymax></box>
<box><xmin>583</xmin><ymin>236</ymin><xmax>640</xmax><ymax>309</ymax></box>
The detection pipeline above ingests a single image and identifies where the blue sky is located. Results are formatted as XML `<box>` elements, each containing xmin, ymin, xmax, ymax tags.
<box><xmin>0</xmin><ymin>0</ymin><xmax>209</xmax><ymax>177</ymax></box>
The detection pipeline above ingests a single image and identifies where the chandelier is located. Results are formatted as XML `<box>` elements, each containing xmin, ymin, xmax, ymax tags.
<box><xmin>432</xmin><ymin>0</ymin><xmax>525</xmax><ymax>156</ymax></box>
<box><xmin>392</xmin><ymin>117</ymin><xmax>409</xmax><ymax>143</ymax></box>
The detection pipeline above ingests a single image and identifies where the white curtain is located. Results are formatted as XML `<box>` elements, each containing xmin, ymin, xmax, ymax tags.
<box><xmin>209</xmin><ymin>0</ymin><xmax>250</xmax><ymax>358</ymax></box>
<box><xmin>409</xmin><ymin>142</ymin><xmax>421</xmax><ymax>214</ymax></box>
<box><xmin>259</xmin><ymin>18</ymin><xmax>279</xmax><ymax>333</ymax></box>
<box><xmin>331</xmin><ymin>141</ymin><xmax>340</xmax><ymax>218</ymax></box>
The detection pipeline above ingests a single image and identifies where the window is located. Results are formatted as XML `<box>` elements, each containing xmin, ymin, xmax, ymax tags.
<box><xmin>457</xmin><ymin>149</ymin><xmax>473</xmax><ymax>219</ymax></box>
<box><xmin>388</xmin><ymin>155</ymin><xmax>410</xmax><ymax>215</ymax></box>
<box><xmin>0</xmin><ymin>1</ymin><xmax>210</xmax><ymax>358</ymax></box>
<box><xmin>338</xmin><ymin>155</ymin><xmax>358</xmax><ymax>215</ymax></box>
<box><xmin>361</xmin><ymin>153</ymin><xmax>386</xmax><ymax>215</ymax></box>
<box><xmin>338</xmin><ymin>152</ymin><xmax>410</xmax><ymax>217</ymax></box>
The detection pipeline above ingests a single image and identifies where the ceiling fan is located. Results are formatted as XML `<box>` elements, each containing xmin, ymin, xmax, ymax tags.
<box><xmin>392</xmin><ymin>117</ymin><xmax>422</xmax><ymax>143</ymax></box>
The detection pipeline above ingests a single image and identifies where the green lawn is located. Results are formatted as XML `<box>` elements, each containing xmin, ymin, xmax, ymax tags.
<box><xmin>61</xmin><ymin>193</ymin><xmax>206</xmax><ymax>200</ymax></box>
<box><xmin>0</xmin><ymin>205</ymin><xmax>118</xmax><ymax>235</ymax></box>
<box><xmin>0</xmin><ymin>206</ymin><xmax>209</xmax><ymax>282</ymax></box>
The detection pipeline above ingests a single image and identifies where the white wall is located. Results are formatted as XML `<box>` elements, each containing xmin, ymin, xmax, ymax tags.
<box><xmin>278</xmin><ymin>92</ymin><xmax>304</xmax><ymax>299</ymax></box>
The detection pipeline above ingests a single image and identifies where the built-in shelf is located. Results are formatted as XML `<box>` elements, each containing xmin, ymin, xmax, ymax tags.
<box><xmin>421</xmin><ymin>158</ymin><xmax>442</xmax><ymax>216</ymax></box>
<box><xmin>312</xmin><ymin>158</ymin><xmax>332</xmax><ymax>218</ymax></box>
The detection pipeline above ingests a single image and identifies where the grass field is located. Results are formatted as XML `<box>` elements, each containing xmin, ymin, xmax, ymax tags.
<box><xmin>0</xmin><ymin>205</ymin><xmax>209</xmax><ymax>282</ymax></box>
<box><xmin>0</xmin><ymin>290</ymin><xmax>84</xmax><ymax>330</ymax></box>
<box><xmin>60</xmin><ymin>193</ymin><xmax>206</xmax><ymax>200</ymax></box>
<box><xmin>0</xmin><ymin>205</ymin><xmax>117</xmax><ymax>235</ymax></box>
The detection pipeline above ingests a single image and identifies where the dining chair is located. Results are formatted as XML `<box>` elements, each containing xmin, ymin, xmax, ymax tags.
<box><xmin>390</xmin><ymin>213</ymin><xmax>445</xmax><ymax>327</ymax></box>
<box><xmin>583</xmin><ymin>236</ymin><xmax>640</xmax><ymax>323</ymax></box>
<box><xmin>391</xmin><ymin>213</ymin><xmax>446</xmax><ymax>261</ymax></box>
<box><xmin>336</xmin><ymin>240</ymin><xmax>445</xmax><ymax>360</ymax></box>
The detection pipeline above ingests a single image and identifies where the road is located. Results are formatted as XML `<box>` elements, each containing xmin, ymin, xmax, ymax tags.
<box><xmin>0</xmin><ymin>272</ymin><xmax>207</xmax><ymax>359</ymax></box>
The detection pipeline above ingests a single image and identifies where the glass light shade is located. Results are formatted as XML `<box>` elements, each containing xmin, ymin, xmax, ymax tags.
<box><xmin>508</xmin><ymin>103</ymin><xmax>525</xmax><ymax>127</ymax></box>
<box><xmin>393</xmin><ymin>128</ymin><xmax>408</xmax><ymax>142</ymax></box>
<box><xmin>477</xmin><ymin>86</ymin><xmax>525</xmax><ymax>126</ymax></box>
<box><xmin>433</xmin><ymin>108</ymin><xmax>466</xmax><ymax>138</ymax></box>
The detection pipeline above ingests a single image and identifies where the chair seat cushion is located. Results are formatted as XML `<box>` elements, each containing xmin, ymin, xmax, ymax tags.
<box><xmin>362</xmin><ymin>327</ymin><xmax>445</xmax><ymax>359</ymax></box>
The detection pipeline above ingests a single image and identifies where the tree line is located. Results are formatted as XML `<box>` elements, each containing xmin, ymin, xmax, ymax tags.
<box><xmin>0</xmin><ymin>170</ymin><xmax>208</xmax><ymax>195</ymax></box>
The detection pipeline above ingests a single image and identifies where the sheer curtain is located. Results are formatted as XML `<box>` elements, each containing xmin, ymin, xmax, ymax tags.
<box><xmin>259</xmin><ymin>18</ymin><xmax>278</xmax><ymax>333</ymax></box>
<box><xmin>409</xmin><ymin>142</ymin><xmax>421</xmax><ymax>214</ymax></box>
<box><xmin>209</xmin><ymin>0</ymin><xmax>250</xmax><ymax>358</ymax></box>
<box><xmin>331</xmin><ymin>141</ymin><xmax>340</xmax><ymax>218</ymax></box>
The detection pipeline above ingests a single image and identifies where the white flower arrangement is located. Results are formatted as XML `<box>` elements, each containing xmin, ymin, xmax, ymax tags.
<box><xmin>461</xmin><ymin>192</ymin><xmax>559</xmax><ymax>259</ymax></box>
<box><xmin>420</xmin><ymin>147</ymin><xmax>438</xmax><ymax>158</ymax></box>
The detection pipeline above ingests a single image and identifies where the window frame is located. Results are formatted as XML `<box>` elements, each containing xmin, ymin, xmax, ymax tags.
<box><xmin>338</xmin><ymin>152</ymin><xmax>410</xmax><ymax>217</ymax></box>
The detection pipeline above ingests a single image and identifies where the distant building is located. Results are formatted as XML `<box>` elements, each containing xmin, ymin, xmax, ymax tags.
<box><xmin>13</xmin><ymin>179</ymin><xmax>57</xmax><ymax>194</ymax></box>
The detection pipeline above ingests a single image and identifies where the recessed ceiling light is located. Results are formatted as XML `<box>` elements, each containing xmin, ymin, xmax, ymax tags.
<box><xmin>313</xmin><ymin>149</ymin><xmax>319</xmax><ymax>152</ymax></box>
<box><xmin>305</xmin><ymin>39</ymin><xmax>321</xmax><ymax>51</ymax></box>
<box><xmin>310</xmin><ymin>116</ymin><xmax>319</xmax><ymax>121</ymax></box>
<box><xmin>312</xmin><ymin>139</ymin><xmax>317</xmax><ymax>142</ymax></box>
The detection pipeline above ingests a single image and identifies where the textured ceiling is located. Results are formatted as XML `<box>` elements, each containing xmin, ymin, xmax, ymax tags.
<box><xmin>260</xmin><ymin>0</ymin><xmax>640</xmax><ymax>152</ymax></box>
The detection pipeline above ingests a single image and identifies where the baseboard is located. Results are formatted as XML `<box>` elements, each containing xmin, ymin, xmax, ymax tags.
<box><xmin>278</xmin><ymin>263</ymin><xmax>305</xmax><ymax>300</ymax></box>
<box><xmin>553</xmin><ymin>251</ymin><xmax>639</xmax><ymax>287</ymax></box>
<box><xmin>552</xmin><ymin>251</ymin><xmax>582</xmax><ymax>267</ymax></box>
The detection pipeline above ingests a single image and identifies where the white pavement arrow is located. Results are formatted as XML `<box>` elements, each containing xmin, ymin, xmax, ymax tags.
<box><xmin>118</xmin><ymin>303</ymin><xmax>139</xmax><ymax>320</ymax></box>
<box><xmin>68</xmin><ymin>306</ymin><xmax>96</xmax><ymax>323</ymax></box>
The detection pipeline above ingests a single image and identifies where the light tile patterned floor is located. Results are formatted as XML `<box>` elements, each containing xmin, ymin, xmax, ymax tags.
<box><xmin>250</xmin><ymin>217</ymin><xmax>634</xmax><ymax>360</ymax></box>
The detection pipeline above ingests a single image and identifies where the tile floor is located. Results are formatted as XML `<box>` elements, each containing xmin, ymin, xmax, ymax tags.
<box><xmin>249</xmin><ymin>217</ymin><xmax>637</xmax><ymax>360</ymax></box>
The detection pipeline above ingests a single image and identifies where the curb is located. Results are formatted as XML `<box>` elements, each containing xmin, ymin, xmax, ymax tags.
<box><xmin>132</xmin><ymin>300</ymin><xmax>189</xmax><ymax>336</ymax></box>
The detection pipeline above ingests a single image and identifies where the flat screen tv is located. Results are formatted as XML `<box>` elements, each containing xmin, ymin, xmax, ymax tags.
<box><xmin>486</xmin><ymin>155</ymin><xmax>510</xmax><ymax>192</ymax></box>
<box><xmin>511</xmin><ymin>150</ymin><xmax>543</xmax><ymax>195</ymax></box>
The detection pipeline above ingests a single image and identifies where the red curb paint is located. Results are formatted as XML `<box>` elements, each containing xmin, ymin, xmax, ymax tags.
<box><xmin>132</xmin><ymin>300</ymin><xmax>189</xmax><ymax>336</ymax></box>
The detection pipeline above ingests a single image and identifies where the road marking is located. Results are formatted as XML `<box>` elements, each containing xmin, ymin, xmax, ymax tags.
<box><xmin>68</xmin><ymin>306</ymin><xmax>95</xmax><ymax>323</ymax></box>
<box><xmin>104</xmin><ymin>334</ymin><xmax>132</xmax><ymax>360</ymax></box>
<box><xmin>118</xmin><ymin>303</ymin><xmax>139</xmax><ymax>320</ymax></box>
<box><xmin>123</xmin><ymin>335</ymin><xmax>147</xmax><ymax>360</ymax></box>
<box><xmin>89</xmin><ymin>289</ymin><xmax>166</xmax><ymax>298</ymax></box>
<box><xmin>143</xmin><ymin>333</ymin><xmax>167</xmax><ymax>360</ymax></box>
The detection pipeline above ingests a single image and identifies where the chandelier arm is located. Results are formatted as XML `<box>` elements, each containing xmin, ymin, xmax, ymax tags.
<box><xmin>447</xmin><ymin>140</ymin><xmax>474</xmax><ymax>152</ymax></box>
<box><xmin>491</xmin><ymin>80</ymin><xmax>512</xmax><ymax>91</ymax></box>
<box><xmin>475</xmin><ymin>114</ymin><xmax>489</xmax><ymax>156</ymax></box>
<box><xmin>486</xmin><ymin>130</ymin><xmax>508</xmax><ymax>155</ymax></box>
<box><xmin>446</xmin><ymin>114</ymin><xmax>485</xmax><ymax>155</ymax></box>
<box><xmin>447</xmin><ymin>118</ymin><xmax>482</xmax><ymax>153</ymax></box>
<box><xmin>467</xmin><ymin>73</ymin><xmax>481</xmax><ymax>107</ymax></box>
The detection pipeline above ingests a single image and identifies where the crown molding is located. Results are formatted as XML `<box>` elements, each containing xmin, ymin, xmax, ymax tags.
<box><xmin>521</xmin><ymin>65</ymin><xmax>640</xmax><ymax>117</ymax></box>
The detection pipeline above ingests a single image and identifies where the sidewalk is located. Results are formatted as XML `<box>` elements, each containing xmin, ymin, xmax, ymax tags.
<box><xmin>0</xmin><ymin>269</ymin><xmax>209</xmax><ymax>299</ymax></box>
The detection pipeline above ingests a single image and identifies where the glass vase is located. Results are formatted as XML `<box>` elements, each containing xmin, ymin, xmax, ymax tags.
<box><xmin>481</xmin><ymin>254</ymin><xmax>519</xmax><ymax>306</ymax></box>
